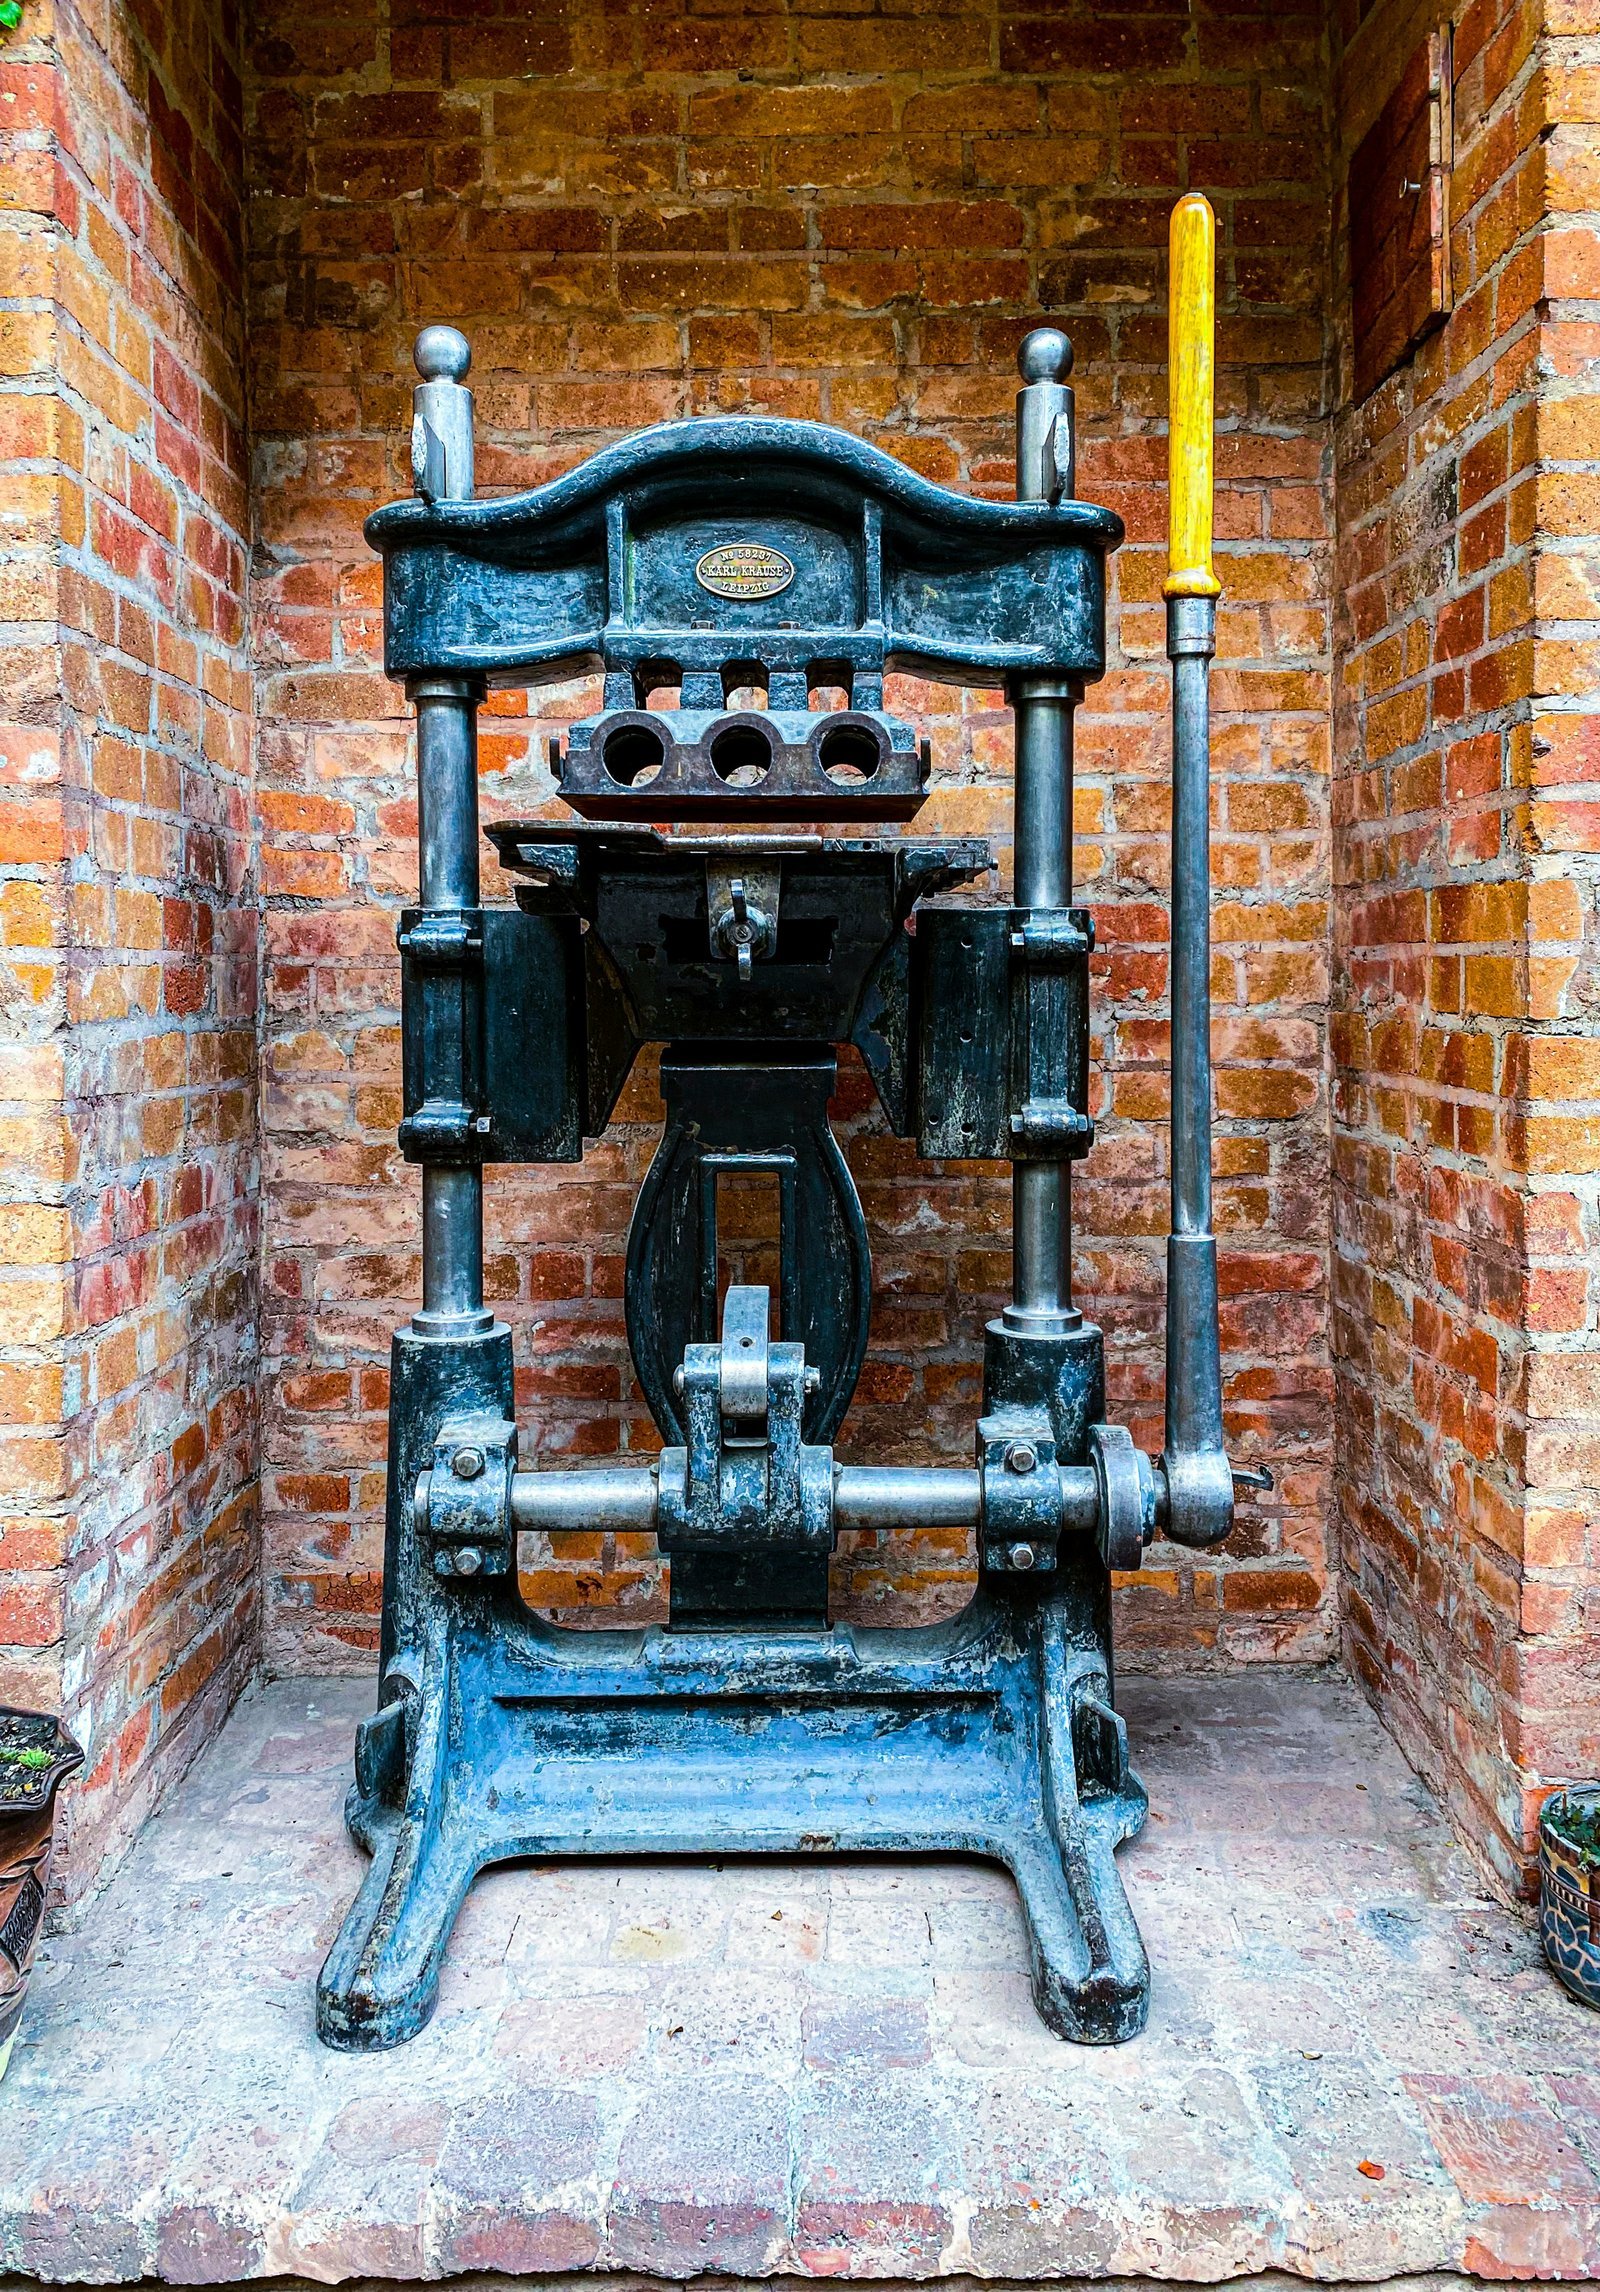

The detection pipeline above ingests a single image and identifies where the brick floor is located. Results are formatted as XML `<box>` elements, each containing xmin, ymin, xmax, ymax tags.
<box><xmin>6</xmin><ymin>1672</ymin><xmax>1599</xmax><ymax>2283</ymax></box>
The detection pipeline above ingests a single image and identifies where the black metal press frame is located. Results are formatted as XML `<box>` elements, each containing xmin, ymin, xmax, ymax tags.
<box><xmin>316</xmin><ymin>299</ymin><xmax>1249</xmax><ymax>2054</ymax></box>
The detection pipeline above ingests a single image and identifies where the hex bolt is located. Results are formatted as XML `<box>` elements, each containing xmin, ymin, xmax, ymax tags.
<box><xmin>1004</xmin><ymin>1442</ymin><xmax>1038</xmax><ymax>1475</ymax></box>
<box><xmin>1008</xmin><ymin>1543</ymin><xmax>1037</xmax><ymax>1571</ymax></box>
<box><xmin>804</xmin><ymin>1366</ymin><xmax>821</xmax><ymax>1394</ymax></box>
<box><xmin>672</xmin><ymin>1365</ymin><xmax>686</xmax><ymax>1396</ymax></box>
<box><xmin>454</xmin><ymin>1546</ymin><xmax>483</xmax><ymax>1576</ymax></box>
<box><xmin>451</xmin><ymin>1445</ymin><xmax>486</xmax><ymax>1479</ymax></box>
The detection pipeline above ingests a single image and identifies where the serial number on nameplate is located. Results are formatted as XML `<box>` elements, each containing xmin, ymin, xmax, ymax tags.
<box><xmin>694</xmin><ymin>543</ymin><xmax>796</xmax><ymax>601</ymax></box>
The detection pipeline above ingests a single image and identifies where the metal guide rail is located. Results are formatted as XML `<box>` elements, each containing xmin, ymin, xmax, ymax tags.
<box><xmin>316</xmin><ymin>204</ymin><xmax>1267</xmax><ymax>2054</ymax></box>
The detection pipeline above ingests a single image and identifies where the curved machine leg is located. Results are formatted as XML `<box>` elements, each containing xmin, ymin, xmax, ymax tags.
<box><xmin>317</xmin><ymin>1662</ymin><xmax>479</xmax><ymax>2051</ymax></box>
<box><xmin>1012</xmin><ymin>1836</ymin><xmax>1148</xmax><ymax>2045</ymax></box>
<box><xmin>1015</xmin><ymin>1608</ymin><xmax>1149</xmax><ymax>2042</ymax></box>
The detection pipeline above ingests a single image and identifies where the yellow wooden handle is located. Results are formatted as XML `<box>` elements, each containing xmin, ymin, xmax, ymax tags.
<box><xmin>1165</xmin><ymin>193</ymin><xmax>1221</xmax><ymax>601</ymax></box>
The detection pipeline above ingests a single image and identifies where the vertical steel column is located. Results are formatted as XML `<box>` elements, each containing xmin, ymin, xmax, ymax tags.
<box><xmin>407</xmin><ymin>327</ymin><xmax>492</xmax><ymax>1341</ymax></box>
<box><xmin>1005</xmin><ymin>330</ymin><xmax>1079</xmax><ymax>1339</ymax></box>
<box><xmin>1158</xmin><ymin>198</ymin><xmax>1233</xmax><ymax>1548</ymax></box>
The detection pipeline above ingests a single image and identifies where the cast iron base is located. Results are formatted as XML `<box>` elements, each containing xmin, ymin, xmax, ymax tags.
<box><xmin>316</xmin><ymin>1588</ymin><xmax>1149</xmax><ymax>2051</ymax></box>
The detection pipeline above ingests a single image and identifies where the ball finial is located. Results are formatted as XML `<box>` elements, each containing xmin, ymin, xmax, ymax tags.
<box><xmin>414</xmin><ymin>325</ymin><xmax>472</xmax><ymax>384</ymax></box>
<box><xmin>1017</xmin><ymin>328</ymin><xmax>1073</xmax><ymax>385</ymax></box>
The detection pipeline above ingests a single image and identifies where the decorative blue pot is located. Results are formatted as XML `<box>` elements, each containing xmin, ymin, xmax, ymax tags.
<box><xmin>0</xmin><ymin>1707</ymin><xmax>83</xmax><ymax>2080</ymax></box>
<box><xmin>1541</xmin><ymin>1785</ymin><xmax>1600</xmax><ymax>2009</ymax></box>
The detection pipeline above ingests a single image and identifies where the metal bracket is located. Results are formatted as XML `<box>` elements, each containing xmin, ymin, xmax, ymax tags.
<box><xmin>397</xmin><ymin>908</ymin><xmax>487</xmax><ymax>1161</ymax></box>
<box><xmin>1009</xmin><ymin>907</ymin><xmax>1095</xmax><ymax>1162</ymax></box>
<box><xmin>657</xmin><ymin>1284</ymin><xmax>832</xmax><ymax>1557</ymax></box>
<box><xmin>421</xmin><ymin>1410</ymin><xmax>517</xmax><ymax>1579</ymax></box>
<box><xmin>1070</xmin><ymin>1680</ymin><xmax>1131</xmax><ymax>1799</ymax></box>
<box><xmin>353</xmin><ymin>1688</ymin><xmax>413</xmax><ymax>1806</ymax></box>
<box><xmin>398</xmin><ymin>905</ymin><xmax>590</xmax><ymax>1166</ymax></box>
<box><xmin>626</xmin><ymin>1047</ymin><xmax>870</xmax><ymax>1453</ymax></box>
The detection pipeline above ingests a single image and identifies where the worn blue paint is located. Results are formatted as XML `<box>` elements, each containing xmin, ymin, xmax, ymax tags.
<box><xmin>320</xmin><ymin>1475</ymin><xmax>1149</xmax><ymax>2052</ymax></box>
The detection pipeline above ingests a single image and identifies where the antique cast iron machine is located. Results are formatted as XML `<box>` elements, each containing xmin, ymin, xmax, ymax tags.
<box><xmin>319</xmin><ymin>196</ymin><xmax>1255</xmax><ymax>2051</ymax></box>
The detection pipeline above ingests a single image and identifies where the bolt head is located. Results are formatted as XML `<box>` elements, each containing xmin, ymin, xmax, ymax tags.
<box><xmin>454</xmin><ymin>1546</ymin><xmax>483</xmax><ymax>1576</ymax></box>
<box><xmin>1017</xmin><ymin>327</ymin><xmax>1073</xmax><ymax>385</ymax></box>
<box><xmin>1004</xmin><ymin>1441</ymin><xmax>1038</xmax><ymax>1474</ymax></box>
<box><xmin>415</xmin><ymin>324</ymin><xmax>471</xmax><ymax>383</ymax></box>
<box><xmin>451</xmin><ymin>1444</ymin><xmax>486</xmax><ymax>1479</ymax></box>
<box><xmin>1008</xmin><ymin>1542</ymin><xmax>1037</xmax><ymax>1571</ymax></box>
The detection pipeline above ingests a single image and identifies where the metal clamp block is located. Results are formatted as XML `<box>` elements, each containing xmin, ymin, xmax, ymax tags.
<box><xmin>1008</xmin><ymin>909</ymin><xmax>1094</xmax><ymax>962</ymax></box>
<box><xmin>554</xmin><ymin>705</ymin><xmax>930</xmax><ymax>822</ymax></box>
<box><xmin>1009</xmin><ymin>1099</ymin><xmax>1094</xmax><ymax>1152</ymax></box>
<box><xmin>977</xmin><ymin>1407</ymin><xmax>1064</xmax><ymax>1577</ymax></box>
<box><xmin>398</xmin><ymin>905</ymin><xmax>488</xmax><ymax>1164</ymax></box>
<box><xmin>423</xmin><ymin>1411</ymin><xmax>517</xmax><ymax>1579</ymax></box>
<box><xmin>397</xmin><ymin>910</ymin><xmax>483</xmax><ymax>968</ymax></box>
<box><xmin>656</xmin><ymin>1285</ymin><xmax>833</xmax><ymax>1556</ymax></box>
<box><xmin>1007</xmin><ymin>903</ymin><xmax>1094</xmax><ymax>1166</ymax></box>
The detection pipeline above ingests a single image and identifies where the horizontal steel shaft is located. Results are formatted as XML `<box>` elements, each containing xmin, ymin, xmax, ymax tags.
<box><xmin>415</xmin><ymin>1460</ymin><xmax>1108</xmax><ymax>1540</ymax></box>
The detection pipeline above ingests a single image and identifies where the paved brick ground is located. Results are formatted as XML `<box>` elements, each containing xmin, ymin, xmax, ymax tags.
<box><xmin>7</xmin><ymin>1670</ymin><xmax>1598</xmax><ymax>2284</ymax></box>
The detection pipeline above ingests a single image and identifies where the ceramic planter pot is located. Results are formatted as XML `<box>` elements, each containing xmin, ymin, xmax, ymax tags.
<box><xmin>1541</xmin><ymin>1784</ymin><xmax>1600</xmax><ymax>2009</ymax></box>
<box><xmin>0</xmin><ymin>1707</ymin><xmax>83</xmax><ymax>2080</ymax></box>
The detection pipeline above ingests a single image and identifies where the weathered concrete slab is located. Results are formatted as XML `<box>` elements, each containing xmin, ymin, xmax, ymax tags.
<box><xmin>5</xmin><ymin>1673</ymin><xmax>1597</xmax><ymax>2283</ymax></box>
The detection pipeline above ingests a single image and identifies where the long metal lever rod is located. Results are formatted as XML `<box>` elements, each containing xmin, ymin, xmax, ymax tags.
<box><xmin>1159</xmin><ymin>195</ymin><xmax>1234</xmax><ymax>1550</ymax></box>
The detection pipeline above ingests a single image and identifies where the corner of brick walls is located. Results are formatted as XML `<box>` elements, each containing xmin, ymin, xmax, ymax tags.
<box><xmin>247</xmin><ymin>0</ymin><xmax>1338</xmax><ymax>1676</ymax></box>
<box><xmin>1331</xmin><ymin>0</ymin><xmax>1600</xmax><ymax>1893</ymax></box>
<box><xmin>0</xmin><ymin>0</ymin><xmax>259</xmax><ymax>1897</ymax></box>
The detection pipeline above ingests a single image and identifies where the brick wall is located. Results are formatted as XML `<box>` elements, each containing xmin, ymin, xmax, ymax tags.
<box><xmin>3</xmin><ymin>0</ymin><xmax>1591</xmax><ymax>1912</ymax></box>
<box><xmin>1332</xmin><ymin>0</ymin><xmax>1600</xmax><ymax>1891</ymax></box>
<box><xmin>246</xmin><ymin>0</ymin><xmax>1338</xmax><ymax>1673</ymax></box>
<box><xmin>0</xmin><ymin>0</ymin><xmax>257</xmax><ymax>1893</ymax></box>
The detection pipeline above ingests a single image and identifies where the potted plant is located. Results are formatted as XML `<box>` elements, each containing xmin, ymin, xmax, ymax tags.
<box><xmin>1541</xmin><ymin>1784</ymin><xmax>1600</xmax><ymax>2009</ymax></box>
<box><xmin>0</xmin><ymin>1707</ymin><xmax>83</xmax><ymax>2079</ymax></box>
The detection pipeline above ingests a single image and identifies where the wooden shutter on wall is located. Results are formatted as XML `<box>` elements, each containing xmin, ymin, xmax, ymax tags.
<box><xmin>1348</xmin><ymin>25</ymin><xmax>1455</xmax><ymax>402</ymax></box>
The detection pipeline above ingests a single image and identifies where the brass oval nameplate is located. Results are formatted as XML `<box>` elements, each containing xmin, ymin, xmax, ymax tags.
<box><xmin>694</xmin><ymin>543</ymin><xmax>796</xmax><ymax>602</ymax></box>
